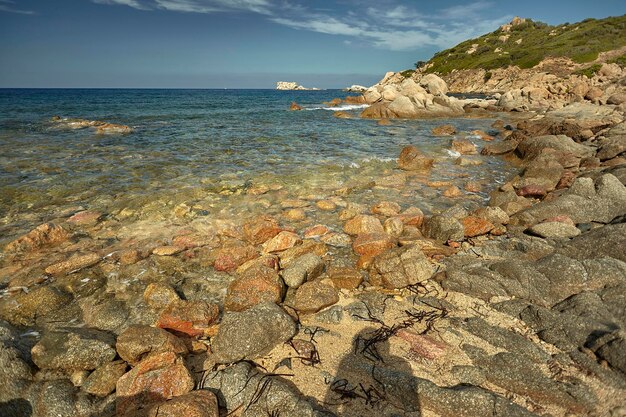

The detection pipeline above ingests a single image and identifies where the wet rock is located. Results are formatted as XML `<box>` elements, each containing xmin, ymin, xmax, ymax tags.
<box><xmin>352</xmin><ymin>233</ymin><xmax>395</xmax><ymax>258</ymax></box>
<box><xmin>302</xmin><ymin>224</ymin><xmax>330</xmax><ymax>238</ymax></box>
<box><xmin>461</xmin><ymin>216</ymin><xmax>494</xmax><ymax>237</ymax></box>
<box><xmin>80</xmin><ymin>295</ymin><xmax>130</xmax><ymax>333</ymax></box>
<box><xmin>116</xmin><ymin>325</ymin><xmax>188</xmax><ymax>365</ymax></box>
<box><xmin>375</xmin><ymin>172</ymin><xmax>407</xmax><ymax>187</ymax></box>
<box><xmin>528</xmin><ymin>221</ymin><xmax>581</xmax><ymax>239</ymax></box>
<box><xmin>384</xmin><ymin>217</ymin><xmax>404</xmax><ymax>237</ymax></box>
<box><xmin>44</xmin><ymin>252</ymin><xmax>102</xmax><ymax>275</ymax></box>
<box><xmin>451</xmin><ymin>138</ymin><xmax>477</xmax><ymax>154</ymax></box>
<box><xmin>0</xmin><ymin>321</ymin><xmax>33</xmax><ymax>403</ymax></box>
<box><xmin>398</xmin><ymin>145</ymin><xmax>435</xmax><ymax>171</ymax></box>
<box><xmin>212</xmin><ymin>303</ymin><xmax>296</xmax><ymax>363</ymax></box>
<box><xmin>398</xmin><ymin>206</ymin><xmax>425</xmax><ymax>227</ymax></box>
<box><xmin>156</xmin><ymin>299</ymin><xmax>219</xmax><ymax>337</ymax></box>
<box><xmin>320</xmin><ymin>232</ymin><xmax>351</xmax><ymax>247</ymax></box>
<box><xmin>119</xmin><ymin>248</ymin><xmax>144</xmax><ymax>265</ymax></box>
<box><xmin>262</xmin><ymin>231</ymin><xmax>302</xmax><ymax>253</ymax></box>
<box><xmin>31</xmin><ymin>328</ymin><xmax>116</xmax><ymax>371</ymax></box>
<box><xmin>481</xmin><ymin>140</ymin><xmax>517</xmax><ymax>155</ymax></box>
<box><xmin>372</xmin><ymin>201</ymin><xmax>401</xmax><ymax>216</ymax></box>
<box><xmin>213</xmin><ymin>244</ymin><xmax>258</xmax><ymax>272</ymax></box>
<box><xmin>516</xmin><ymin>134</ymin><xmax>594</xmax><ymax>160</ymax></box>
<box><xmin>464</xmin><ymin>181</ymin><xmax>482</xmax><ymax>192</ymax></box>
<box><xmin>327</xmin><ymin>266</ymin><xmax>363</xmax><ymax>289</ymax></box>
<box><xmin>289</xmin><ymin>102</ymin><xmax>302</xmax><ymax>111</ymax></box>
<box><xmin>422</xmin><ymin>215</ymin><xmax>464</xmax><ymax>243</ymax></box>
<box><xmin>432</xmin><ymin>124</ymin><xmax>456</xmax><ymax>136</ymax></box>
<box><xmin>278</xmin><ymin>240</ymin><xmax>327</xmax><ymax>267</ymax></box>
<box><xmin>0</xmin><ymin>285</ymin><xmax>73</xmax><ymax>326</ymax></box>
<box><xmin>343</xmin><ymin>214</ymin><xmax>384</xmax><ymax>236</ymax></box>
<box><xmin>224</xmin><ymin>265</ymin><xmax>284</xmax><ymax>311</ymax></box>
<box><xmin>143</xmin><ymin>282</ymin><xmax>180</xmax><ymax>309</ymax></box>
<box><xmin>82</xmin><ymin>360</ymin><xmax>128</xmax><ymax>397</ymax></box>
<box><xmin>68</xmin><ymin>210</ymin><xmax>102</xmax><ymax>226</ymax></box>
<box><xmin>316</xmin><ymin>200</ymin><xmax>337</xmax><ymax>211</ymax></box>
<box><xmin>152</xmin><ymin>245</ymin><xmax>185</xmax><ymax>256</ymax></box>
<box><xmin>282</xmin><ymin>253</ymin><xmax>325</xmax><ymax>288</ymax></box>
<box><xmin>4</xmin><ymin>223</ymin><xmax>69</xmax><ymax>253</ymax></box>
<box><xmin>243</xmin><ymin>215</ymin><xmax>282</xmax><ymax>245</ymax></box>
<box><xmin>442</xmin><ymin>185</ymin><xmax>463</xmax><ymax>197</ymax></box>
<box><xmin>369</xmin><ymin>245</ymin><xmax>433</xmax><ymax>289</ymax></box>
<box><xmin>116</xmin><ymin>351</ymin><xmax>194</xmax><ymax>415</ymax></box>
<box><xmin>142</xmin><ymin>390</ymin><xmax>219</xmax><ymax>417</ymax></box>
<box><xmin>29</xmin><ymin>379</ymin><xmax>80</xmax><ymax>417</ymax></box>
<box><xmin>202</xmin><ymin>362</ymin><xmax>325</xmax><ymax>417</ymax></box>
<box><xmin>291</xmin><ymin>280</ymin><xmax>339</xmax><ymax>313</ymax></box>
<box><xmin>283</xmin><ymin>208</ymin><xmax>306</xmax><ymax>221</ymax></box>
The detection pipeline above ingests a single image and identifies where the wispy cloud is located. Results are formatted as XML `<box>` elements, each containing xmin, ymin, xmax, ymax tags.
<box><xmin>90</xmin><ymin>0</ymin><xmax>512</xmax><ymax>51</ymax></box>
<box><xmin>0</xmin><ymin>0</ymin><xmax>35</xmax><ymax>14</ymax></box>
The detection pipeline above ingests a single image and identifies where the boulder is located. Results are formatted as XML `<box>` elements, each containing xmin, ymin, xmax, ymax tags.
<box><xmin>212</xmin><ymin>303</ymin><xmax>296</xmax><ymax>363</ymax></box>
<box><xmin>291</xmin><ymin>280</ymin><xmax>339</xmax><ymax>314</ymax></box>
<box><xmin>4</xmin><ymin>223</ymin><xmax>69</xmax><ymax>253</ymax></box>
<box><xmin>369</xmin><ymin>245</ymin><xmax>433</xmax><ymax>289</ymax></box>
<box><xmin>528</xmin><ymin>222</ymin><xmax>581</xmax><ymax>239</ymax></box>
<box><xmin>343</xmin><ymin>214</ymin><xmax>384</xmax><ymax>235</ymax></box>
<box><xmin>224</xmin><ymin>265</ymin><xmax>284</xmax><ymax>311</ymax></box>
<box><xmin>31</xmin><ymin>329</ymin><xmax>116</xmax><ymax>371</ymax></box>
<box><xmin>156</xmin><ymin>299</ymin><xmax>219</xmax><ymax>337</ymax></box>
<box><xmin>116</xmin><ymin>325</ymin><xmax>188</xmax><ymax>365</ymax></box>
<box><xmin>422</xmin><ymin>215</ymin><xmax>464</xmax><ymax>243</ymax></box>
<box><xmin>82</xmin><ymin>361</ymin><xmax>128</xmax><ymax>397</ymax></box>
<box><xmin>420</xmin><ymin>74</ymin><xmax>448</xmax><ymax>95</ymax></box>
<box><xmin>398</xmin><ymin>145</ymin><xmax>435</xmax><ymax>171</ymax></box>
<box><xmin>281</xmin><ymin>253</ymin><xmax>325</xmax><ymax>288</ymax></box>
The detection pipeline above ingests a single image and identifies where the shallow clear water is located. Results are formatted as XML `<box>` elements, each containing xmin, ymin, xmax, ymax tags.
<box><xmin>0</xmin><ymin>89</ymin><xmax>516</xmax><ymax>241</ymax></box>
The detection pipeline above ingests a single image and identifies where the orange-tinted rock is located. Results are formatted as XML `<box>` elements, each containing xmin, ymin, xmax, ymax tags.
<box><xmin>143</xmin><ymin>390</ymin><xmax>219</xmax><ymax>417</ymax></box>
<box><xmin>398</xmin><ymin>146</ymin><xmax>435</xmax><ymax>171</ymax></box>
<box><xmin>352</xmin><ymin>233</ymin><xmax>395</xmax><ymax>258</ymax></box>
<box><xmin>224</xmin><ymin>265</ymin><xmax>283</xmax><ymax>312</ymax></box>
<box><xmin>372</xmin><ymin>201</ymin><xmax>401</xmax><ymax>216</ymax></box>
<box><xmin>172</xmin><ymin>234</ymin><xmax>217</xmax><ymax>249</ymax></box>
<box><xmin>431</xmin><ymin>125</ymin><xmax>456</xmax><ymax>136</ymax></box>
<box><xmin>471</xmin><ymin>129</ymin><xmax>494</xmax><ymax>141</ymax></box>
<box><xmin>292</xmin><ymin>281</ymin><xmax>339</xmax><ymax>314</ymax></box>
<box><xmin>303</xmin><ymin>224</ymin><xmax>330</xmax><ymax>238</ymax></box>
<box><xmin>144</xmin><ymin>282</ymin><xmax>180</xmax><ymax>309</ymax></box>
<box><xmin>464</xmin><ymin>181</ymin><xmax>482</xmax><ymax>193</ymax></box>
<box><xmin>283</xmin><ymin>208</ymin><xmax>306</xmax><ymax>221</ymax></box>
<box><xmin>213</xmin><ymin>244</ymin><xmax>258</xmax><ymax>272</ymax></box>
<box><xmin>278</xmin><ymin>240</ymin><xmax>328</xmax><ymax>268</ymax></box>
<box><xmin>44</xmin><ymin>252</ymin><xmax>101</xmax><ymax>275</ymax></box>
<box><xmin>4</xmin><ymin>223</ymin><xmax>69</xmax><ymax>253</ymax></box>
<box><xmin>316</xmin><ymin>200</ymin><xmax>337</xmax><ymax>211</ymax></box>
<box><xmin>384</xmin><ymin>217</ymin><xmax>404</xmax><ymax>237</ymax></box>
<box><xmin>451</xmin><ymin>139</ymin><xmax>477</xmax><ymax>155</ymax></box>
<box><xmin>119</xmin><ymin>249</ymin><xmax>144</xmax><ymax>265</ymax></box>
<box><xmin>152</xmin><ymin>245</ymin><xmax>185</xmax><ymax>256</ymax></box>
<box><xmin>343</xmin><ymin>215</ymin><xmax>384</xmax><ymax>236</ymax></box>
<box><xmin>516</xmin><ymin>184</ymin><xmax>547</xmax><ymax>198</ymax></box>
<box><xmin>243</xmin><ymin>216</ymin><xmax>282</xmax><ymax>245</ymax></box>
<box><xmin>443</xmin><ymin>185</ymin><xmax>463</xmax><ymax>198</ymax></box>
<box><xmin>556</xmin><ymin>170</ymin><xmax>577</xmax><ymax>190</ymax></box>
<box><xmin>328</xmin><ymin>266</ymin><xmax>363</xmax><ymax>289</ymax></box>
<box><xmin>157</xmin><ymin>300</ymin><xmax>219</xmax><ymax>337</ymax></box>
<box><xmin>398</xmin><ymin>207</ymin><xmax>425</xmax><ymax>227</ymax></box>
<box><xmin>375</xmin><ymin>173</ymin><xmax>407</xmax><ymax>188</ymax></box>
<box><xmin>68</xmin><ymin>210</ymin><xmax>102</xmax><ymax>225</ymax></box>
<box><xmin>290</xmin><ymin>102</ymin><xmax>302</xmax><ymax>111</ymax></box>
<box><xmin>377</xmin><ymin>118</ymin><xmax>391</xmax><ymax>126</ymax></box>
<box><xmin>461</xmin><ymin>216</ymin><xmax>495</xmax><ymax>237</ymax></box>
<box><xmin>320</xmin><ymin>232</ymin><xmax>352</xmax><ymax>248</ymax></box>
<box><xmin>116</xmin><ymin>325</ymin><xmax>188</xmax><ymax>365</ymax></box>
<box><xmin>262</xmin><ymin>231</ymin><xmax>302</xmax><ymax>253</ymax></box>
<box><xmin>116</xmin><ymin>352</ymin><xmax>194</xmax><ymax>415</ymax></box>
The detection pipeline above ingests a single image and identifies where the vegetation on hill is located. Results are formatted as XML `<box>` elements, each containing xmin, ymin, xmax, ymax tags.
<box><xmin>420</xmin><ymin>15</ymin><xmax>626</xmax><ymax>75</ymax></box>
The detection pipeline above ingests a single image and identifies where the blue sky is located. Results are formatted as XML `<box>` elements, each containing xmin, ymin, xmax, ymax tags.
<box><xmin>1</xmin><ymin>0</ymin><xmax>625</xmax><ymax>88</ymax></box>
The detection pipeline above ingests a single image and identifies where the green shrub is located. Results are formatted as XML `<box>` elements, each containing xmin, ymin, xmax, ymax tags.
<box><xmin>575</xmin><ymin>63</ymin><xmax>602</xmax><ymax>78</ymax></box>
<box><xmin>484</xmin><ymin>71</ymin><xmax>493</xmax><ymax>81</ymax></box>
<box><xmin>400</xmin><ymin>69</ymin><xmax>415</xmax><ymax>78</ymax></box>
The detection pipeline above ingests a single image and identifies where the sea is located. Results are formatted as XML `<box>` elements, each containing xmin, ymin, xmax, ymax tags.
<box><xmin>0</xmin><ymin>88</ymin><xmax>516</xmax><ymax>243</ymax></box>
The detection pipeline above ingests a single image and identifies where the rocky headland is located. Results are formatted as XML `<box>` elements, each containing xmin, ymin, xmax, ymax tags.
<box><xmin>1</xmin><ymin>16</ymin><xmax>626</xmax><ymax>417</ymax></box>
<box><xmin>276</xmin><ymin>81</ymin><xmax>320</xmax><ymax>90</ymax></box>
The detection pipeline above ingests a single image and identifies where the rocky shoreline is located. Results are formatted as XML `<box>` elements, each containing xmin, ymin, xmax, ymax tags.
<box><xmin>1</xmin><ymin>72</ymin><xmax>626</xmax><ymax>417</ymax></box>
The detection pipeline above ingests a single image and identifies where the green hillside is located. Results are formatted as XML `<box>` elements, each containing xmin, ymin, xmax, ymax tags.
<box><xmin>421</xmin><ymin>15</ymin><xmax>626</xmax><ymax>75</ymax></box>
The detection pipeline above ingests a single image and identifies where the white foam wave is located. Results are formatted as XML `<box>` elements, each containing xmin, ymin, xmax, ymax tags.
<box><xmin>305</xmin><ymin>104</ymin><xmax>370</xmax><ymax>111</ymax></box>
<box><xmin>446</xmin><ymin>149</ymin><xmax>461</xmax><ymax>158</ymax></box>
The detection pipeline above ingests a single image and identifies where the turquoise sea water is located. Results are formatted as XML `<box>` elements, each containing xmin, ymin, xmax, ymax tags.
<box><xmin>0</xmin><ymin>89</ymin><xmax>516</xmax><ymax>241</ymax></box>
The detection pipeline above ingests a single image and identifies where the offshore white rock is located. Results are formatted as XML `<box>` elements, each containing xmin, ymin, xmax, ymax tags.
<box><xmin>276</xmin><ymin>81</ymin><xmax>319</xmax><ymax>90</ymax></box>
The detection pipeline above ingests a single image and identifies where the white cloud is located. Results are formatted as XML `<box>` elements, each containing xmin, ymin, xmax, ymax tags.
<box><xmin>89</xmin><ymin>0</ymin><xmax>513</xmax><ymax>51</ymax></box>
<box><xmin>0</xmin><ymin>0</ymin><xmax>35</xmax><ymax>14</ymax></box>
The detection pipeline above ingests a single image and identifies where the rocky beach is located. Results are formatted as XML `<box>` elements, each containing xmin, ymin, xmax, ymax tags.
<box><xmin>2</xmin><ymin>15</ymin><xmax>626</xmax><ymax>417</ymax></box>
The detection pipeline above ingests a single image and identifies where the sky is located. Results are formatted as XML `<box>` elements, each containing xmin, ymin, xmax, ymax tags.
<box><xmin>1</xmin><ymin>0</ymin><xmax>625</xmax><ymax>88</ymax></box>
